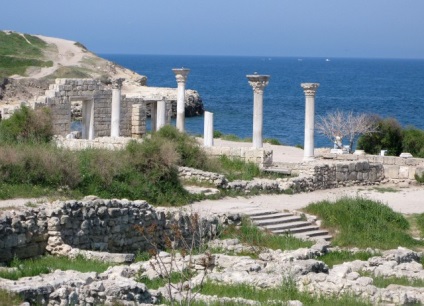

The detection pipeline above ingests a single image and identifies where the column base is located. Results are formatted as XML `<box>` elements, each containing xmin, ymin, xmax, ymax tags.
<box><xmin>303</xmin><ymin>156</ymin><xmax>315</xmax><ymax>162</ymax></box>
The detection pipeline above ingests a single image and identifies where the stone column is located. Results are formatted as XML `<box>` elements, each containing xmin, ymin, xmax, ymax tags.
<box><xmin>301</xmin><ymin>83</ymin><xmax>319</xmax><ymax>161</ymax></box>
<box><xmin>111</xmin><ymin>78</ymin><xmax>124</xmax><ymax>137</ymax></box>
<box><xmin>204</xmin><ymin>111</ymin><xmax>214</xmax><ymax>147</ymax></box>
<box><xmin>156</xmin><ymin>99</ymin><xmax>166</xmax><ymax>131</ymax></box>
<box><xmin>247</xmin><ymin>74</ymin><xmax>270</xmax><ymax>149</ymax></box>
<box><xmin>172</xmin><ymin>68</ymin><xmax>190</xmax><ymax>132</ymax></box>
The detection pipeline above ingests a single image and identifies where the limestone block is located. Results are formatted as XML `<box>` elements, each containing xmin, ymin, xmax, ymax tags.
<box><xmin>384</xmin><ymin>165</ymin><xmax>399</xmax><ymax>179</ymax></box>
<box><xmin>399</xmin><ymin>166</ymin><xmax>410</xmax><ymax>179</ymax></box>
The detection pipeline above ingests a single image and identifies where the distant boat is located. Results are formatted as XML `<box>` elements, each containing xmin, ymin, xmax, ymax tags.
<box><xmin>325</xmin><ymin>58</ymin><xmax>331</xmax><ymax>62</ymax></box>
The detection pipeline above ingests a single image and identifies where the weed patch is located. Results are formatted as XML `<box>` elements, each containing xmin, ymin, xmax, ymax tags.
<box><xmin>359</xmin><ymin>271</ymin><xmax>424</xmax><ymax>288</ymax></box>
<box><xmin>318</xmin><ymin>250</ymin><xmax>378</xmax><ymax>268</ymax></box>
<box><xmin>0</xmin><ymin>255</ymin><xmax>112</xmax><ymax>280</ymax></box>
<box><xmin>304</xmin><ymin>197</ymin><xmax>422</xmax><ymax>249</ymax></box>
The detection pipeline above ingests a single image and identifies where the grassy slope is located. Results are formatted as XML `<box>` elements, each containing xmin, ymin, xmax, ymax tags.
<box><xmin>0</xmin><ymin>31</ymin><xmax>53</xmax><ymax>77</ymax></box>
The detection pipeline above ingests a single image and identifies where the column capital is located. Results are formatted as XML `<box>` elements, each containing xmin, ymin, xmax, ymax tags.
<box><xmin>247</xmin><ymin>74</ymin><xmax>270</xmax><ymax>94</ymax></box>
<box><xmin>301</xmin><ymin>83</ymin><xmax>319</xmax><ymax>96</ymax></box>
<box><xmin>172</xmin><ymin>68</ymin><xmax>190</xmax><ymax>83</ymax></box>
<box><xmin>111</xmin><ymin>78</ymin><xmax>125</xmax><ymax>89</ymax></box>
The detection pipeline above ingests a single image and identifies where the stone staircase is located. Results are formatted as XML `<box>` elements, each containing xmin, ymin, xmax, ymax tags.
<box><xmin>244</xmin><ymin>209</ymin><xmax>332</xmax><ymax>242</ymax></box>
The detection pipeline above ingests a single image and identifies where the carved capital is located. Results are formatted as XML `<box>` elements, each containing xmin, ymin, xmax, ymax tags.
<box><xmin>301</xmin><ymin>83</ymin><xmax>319</xmax><ymax>96</ymax></box>
<box><xmin>172</xmin><ymin>68</ymin><xmax>190</xmax><ymax>84</ymax></box>
<box><xmin>246</xmin><ymin>75</ymin><xmax>270</xmax><ymax>94</ymax></box>
<box><xmin>111</xmin><ymin>78</ymin><xmax>125</xmax><ymax>89</ymax></box>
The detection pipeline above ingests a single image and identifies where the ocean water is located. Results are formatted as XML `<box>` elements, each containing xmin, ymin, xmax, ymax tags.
<box><xmin>102</xmin><ymin>54</ymin><xmax>424</xmax><ymax>147</ymax></box>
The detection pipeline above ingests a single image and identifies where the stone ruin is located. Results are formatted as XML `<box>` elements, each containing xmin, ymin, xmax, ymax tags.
<box><xmin>33</xmin><ymin>78</ymin><xmax>174</xmax><ymax>140</ymax></box>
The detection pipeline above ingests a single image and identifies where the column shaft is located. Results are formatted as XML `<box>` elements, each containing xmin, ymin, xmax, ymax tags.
<box><xmin>111</xmin><ymin>78</ymin><xmax>124</xmax><ymax>138</ymax></box>
<box><xmin>253</xmin><ymin>91</ymin><xmax>264</xmax><ymax>149</ymax></box>
<box><xmin>204</xmin><ymin>111</ymin><xmax>214</xmax><ymax>147</ymax></box>
<box><xmin>176</xmin><ymin>82</ymin><xmax>185</xmax><ymax>131</ymax></box>
<box><xmin>156</xmin><ymin>100</ymin><xmax>166</xmax><ymax>131</ymax></box>
<box><xmin>301</xmin><ymin>83</ymin><xmax>319</xmax><ymax>161</ymax></box>
<box><xmin>172</xmin><ymin>68</ymin><xmax>190</xmax><ymax>133</ymax></box>
<box><xmin>247</xmin><ymin>74</ymin><xmax>270</xmax><ymax>149</ymax></box>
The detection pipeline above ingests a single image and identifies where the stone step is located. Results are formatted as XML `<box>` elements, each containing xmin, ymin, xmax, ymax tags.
<box><xmin>294</xmin><ymin>230</ymin><xmax>332</xmax><ymax>241</ymax></box>
<box><xmin>261</xmin><ymin>220</ymin><xmax>312</xmax><ymax>231</ymax></box>
<box><xmin>272</xmin><ymin>225</ymin><xmax>319</xmax><ymax>235</ymax></box>
<box><xmin>249</xmin><ymin>212</ymin><xmax>294</xmax><ymax>221</ymax></box>
<box><xmin>253</xmin><ymin>215</ymin><xmax>302</xmax><ymax>227</ymax></box>
<box><xmin>243</xmin><ymin>210</ymin><xmax>280</xmax><ymax>217</ymax></box>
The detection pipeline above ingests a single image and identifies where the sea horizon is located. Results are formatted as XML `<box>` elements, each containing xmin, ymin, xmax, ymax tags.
<box><xmin>102</xmin><ymin>54</ymin><xmax>424</xmax><ymax>148</ymax></box>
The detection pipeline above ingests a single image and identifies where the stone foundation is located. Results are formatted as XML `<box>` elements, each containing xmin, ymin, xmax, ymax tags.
<box><xmin>0</xmin><ymin>198</ymin><xmax>237</xmax><ymax>263</ymax></box>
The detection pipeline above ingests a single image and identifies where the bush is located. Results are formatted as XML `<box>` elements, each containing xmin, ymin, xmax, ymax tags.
<box><xmin>0</xmin><ymin>106</ymin><xmax>53</xmax><ymax>144</ymax></box>
<box><xmin>155</xmin><ymin>125</ymin><xmax>209</xmax><ymax>169</ymax></box>
<box><xmin>402</xmin><ymin>127</ymin><xmax>424</xmax><ymax>158</ymax></box>
<box><xmin>357</xmin><ymin>117</ymin><xmax>403</xmax><ymax>156</ymax></box>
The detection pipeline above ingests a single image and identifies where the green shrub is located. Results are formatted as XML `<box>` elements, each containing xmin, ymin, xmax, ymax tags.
<box><xmin>357</xmin><ymin>117</ymin><xmax>403</xmax><ymax>156</ymax></box>
<box><xmin>402</xmin><ymin>127</ymin><xmax>424</xmax><ymax>158</ymax></box>
<box><xmin>264</xmin><ymin>138</ymin><xmax>282</xmax><ymax>145</ymax></box>
<box><xmin>304</xmin><ymin>197</ymin><xmax>421</xmax><ymax>249</ymax></box>
<box><xmin>155</xmin><ymin>125</ymin><xmax>209</xmax><ymax>169</ymax></box>
<box><xmin>0</xmin><ymin>106</ymin><xmax>53</xmax><ymax>144</ymax></box>
<box><xmin>213</xmin><ymin>130</ymin><xmax>223</xmax><ymax>138</ymax></box>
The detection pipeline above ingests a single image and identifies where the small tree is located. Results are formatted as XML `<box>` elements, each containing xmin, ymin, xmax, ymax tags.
<box><xmin>357</xmin><ymin>117</ymin><xmax>403</xmax><ymax>156</ymax></box>
<box><xmin>316</xmin><ymin>110</ymin><xmax>376</xmax><ymax>153</ymax></box>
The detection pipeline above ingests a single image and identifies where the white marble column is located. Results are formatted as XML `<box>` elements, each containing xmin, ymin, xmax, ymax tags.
<box><xmin>111</xmin><ymin>78</ymin><xmax>124</xmax><ymax>137</ymax></box>
<box><xmin>156</xmin><ymin>99</ymin><xmax>166</xmax><ymax>131</ymax></box>
<box><xmin>301</xmin><ymin>83</ymin><xmax>320</xmax><ymax>161</ymax></box>
<box><xmin>247</xmin><ymin>74</ymin><xmax>270</xmax><ymax>149</ymax></box>
<box><xmin>204</xmin><ymin>111</ymin><xmax>214</xmax><ymax>147</ymax></box>
<box><xmin>172</xmin><ymin>68</ymin><xmax>190</xmax><ymax>132</ymax></box>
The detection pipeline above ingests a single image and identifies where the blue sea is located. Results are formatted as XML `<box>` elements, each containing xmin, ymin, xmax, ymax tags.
<box><xmin>102</xmin><ymin>55</ymin><xmax>424</xmax><ymax>147</ymax></box>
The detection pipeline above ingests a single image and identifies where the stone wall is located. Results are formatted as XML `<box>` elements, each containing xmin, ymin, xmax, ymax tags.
<box><xmin>289</xmin><ymin>161</ymin><xmax>384</xmax><ymax>192</ymax></box>
<box><xmin>319</xmin><ymin>153</ymin><xmax>424</xmax><ymax>181</ymax></box>
<box><xmin>0</xmin><ymin>198</ymin><xmax>232</xmax><ymax>263</ymax></box>
<box><xmin>54</xmin><ymin>136</ymin><xmax>140</xmax><ymax>150</ymax></box>
<box><xmin>204</xmin><ymin>146</ymin><xmax>273</xmax><ymax>168</ymax></box>
<box><xmin>178</xmin><ymin>160</ymin><xmax>384</xmax><ymax>194</ymax></box>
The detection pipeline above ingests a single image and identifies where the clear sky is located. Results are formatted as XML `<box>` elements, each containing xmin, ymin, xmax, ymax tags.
<box><xmin>2</xmin><ymin>0</ymin><xmax>424</xmax><ymax>59</ymax></box>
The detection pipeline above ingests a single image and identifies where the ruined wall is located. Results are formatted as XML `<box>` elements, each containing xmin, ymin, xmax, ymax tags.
<box><xmin>0</xmin><ymin>198</ymin><xmax>227</xmax><ymax>263</ymax></box>
<box><xmin>34</xmin><ymin>79</ymin><xmax>133</xmax><ymax>137</ymax></box>
<box><xmin>318</xmin><ymin>153</ymin><xmax>424</xmax><ymax>181</ymax></box>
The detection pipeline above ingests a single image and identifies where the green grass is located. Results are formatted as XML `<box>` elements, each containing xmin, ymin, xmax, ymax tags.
<box><xmin>0</xmin><ymin>289</ymin><xmax>24</xmax><ymax>306</ymax></box>
<box><xmin>304</xmin><ymin>197</ymin><xmax>423</xmax><ymax>249</ymax></box>
<box><xmin>220</xmin><ymin>218</ymin><xmax>312</xmax><ymax>253</ymax></box>
<box><xmin>360</xmin><ymin>271</ymin><xmax>424</xmax><ymax>288</ymax></box>
<box><xmin>136</xmin><ymin>269</ymin><xmax>196</xmax><ymax>290</ymax></box>
<box><xmin>193</xmin><ymin>280</ymin><xmax>371</xmax><ymax>306</ymax></box>
<box><xmin>0</xmin><ymin>31</ymin><xmax>53</xmax><ymax>76</ymax></box>
<box><xmin>318</xmin><ymin>250</ymin><xmax>378</xmax><ymax>268</ymax></box>
<box><xmin>416</xmin><ymin>213</ymin><xmax>424</xmax><ymax>238</ymax></box>
<box><xmin>0</xmin><ymin>255</ymin><xmax>113</xmax><ymax>280</ymax></box>
<box><xmin>373</xmin><ymin>187</ymin><xmax>399</xmax><ymax>193</ymax></box>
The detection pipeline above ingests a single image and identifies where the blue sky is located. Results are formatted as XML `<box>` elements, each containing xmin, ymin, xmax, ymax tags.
<box><xmin>2</xmin><ymin>0</ymin><xmax>424</xmax><ymax>59</ymax></box>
